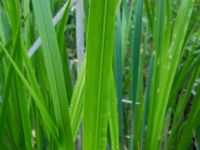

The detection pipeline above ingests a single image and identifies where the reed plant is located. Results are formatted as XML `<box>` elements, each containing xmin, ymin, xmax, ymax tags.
<box><xmin>0</xmin><ymin>0</ymin><xmax>200</xmax><ymax>149</ymax></box>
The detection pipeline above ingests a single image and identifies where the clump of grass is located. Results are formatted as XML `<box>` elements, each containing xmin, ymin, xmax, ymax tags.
<box><xmin>0</xmin><ymin>0</ymin><xmax>200</xmax><ymax>149</ymax></box>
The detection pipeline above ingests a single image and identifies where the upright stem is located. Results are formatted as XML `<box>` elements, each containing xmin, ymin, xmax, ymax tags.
<box><xmin>75</xmin><ymin>0</ymin><xmax>85</xmax><ymax>149</ymax></box>
<box><xmin>76</xmin><ymin>0</ymin><xmax>85</xmax><ymax>72</ymax></box>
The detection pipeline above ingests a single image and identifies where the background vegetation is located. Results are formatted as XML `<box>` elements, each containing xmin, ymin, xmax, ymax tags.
<box><xmin>0</xmin><ymin>0</ymin><xmax>200</xmax><ymax>149</ymax></box>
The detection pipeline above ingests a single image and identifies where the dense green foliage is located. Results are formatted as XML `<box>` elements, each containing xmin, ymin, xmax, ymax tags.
<box><xmin>0</xmin><ymin>0</ymin><xmax>200</xmax><ymax>149</ymax></box>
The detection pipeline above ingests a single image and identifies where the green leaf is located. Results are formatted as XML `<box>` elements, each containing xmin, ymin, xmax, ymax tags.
<box><xmin>84</xmin><ymin>0</ymin><xmax>119</xmax><ymax>149</ymax></box>
<box><xmin>131</xmin><ymin>0</ymin><xmax>144</xmax><ymax>148</ymax></box>
<box><xmin>109</xmin><ymin>74</ymin><xmax>119</xmax><ymax>150</ymax></box>
<box><xmin>56</xmin><ymin>0</ymin><xmax>73</xmax><ymax>102</ymax></box>
<box><xmin>70</xmin><ymin>62</ymin><xmax>85</xmax><ymax>140</ymax></box>
<box><xmin>115</xmin><ymin>10</ymin><xmax>123</xmax><ymax>146</ymax></box>
<box><xmin>176</xmin><ymin>85</ymin><xmax>200</xmax><ymax>149</ymax></box>
<box><xmin>31</xmin><ymin>0</ymin><xmax>74</xmax><ymax>148</ymax></box>
<box><xmin>146</xmin><ymin>0</ymin><xmax>196</xmax><ymax>149</ymax></box>
<box><xmin>0</xmin><ymin>42</ymin><xmax>58</xmax><ymax>141</ymax></box>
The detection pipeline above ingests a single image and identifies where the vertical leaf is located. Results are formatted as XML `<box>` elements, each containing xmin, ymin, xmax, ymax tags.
<box><xmin>84</xmin><ymin>0</ymin><xmax>119</xmax><ymax>149</ymax></box>
<box><xmin>131</xmin><ymin>0</ymin><xmax>144</xmax><ymax>148</ymax></box>
<box><xmin>115</xmin><ymin>9</ymin><xmax>123</xmax><ymax>147</ymax></box>
<box><xmin>31</xmin><ymin>0</ymin><xmax>74</xmax><ymax>148</ymax></box>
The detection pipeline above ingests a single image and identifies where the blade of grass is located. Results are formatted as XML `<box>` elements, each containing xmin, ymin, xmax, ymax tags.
<box><xmin>0</xmin><ymin>6</ymin><xmax>10</xmax><ymax>44</ymax></box>
<box><xmin>84</xmin><ymin>0</ymin><xmax>119</xmax><ymax>149</ymax></box>
<box><xmin>31</xmin><ymin>0</ymin><xmax>74</xmax><ymax>149</ymax></box>
<box><xmin>176</xmin><ymin>85</ymin><xmax>200</xmax><ymax>149</ymax></box>
<box><xmin>70</xmin><ymin>61</ymin><xmax>85</xmax><ymax>140</ymax></box>
<box><xmin>4</xmin><ymin>2</ymin><xmax>33</xmax><ymax>147</ymax></box>
<box><xmin>109</xmin><ymin>74</ymin><xmax>119</xmax><ymax>150</ymax></box>
<box><xmin>167</xmin><ymin>64</ymin><xmax>200</xmax><ymax>149</ymax></box>
<box><xmin>14</xmin><ymin>31</ymin><xmax>32</xmax><ymax>150</ymax></box>
<box><xmin>2</xmin><ymin>0</ymin><xmax>20</xmax><ymax>39</ymax></box>
<box><xmin>148</xmin><ymin>0</ymin><xmax>196</xmax><ymax>149</ymax></box>
<box><xmin>56</xmin><ymin>0</ymin><xmax>73</xmax><ymax>101</ymax></box>
<box><xmin>131</xmin><ymin>0</ymin><xmax>144</xmax><ymax>148</ymax></box>
<box><xmin>115</xmin><ymin>9</ymin><xmax>123</xmax><ymax>147</ymax></box>
<box><xmin>141</xmin><ymin>54</ymin><xmax>155</xmax><ymax>150</ymax></box>
<box><xmin>0</xmin><ymin>41</ymin><xmax>58</xmax><ymax>142</ymax></box>
<box><xmin>28</xmin><ymin>1</ymin><xmax>70</xmax><ymax>57</ymax></box>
